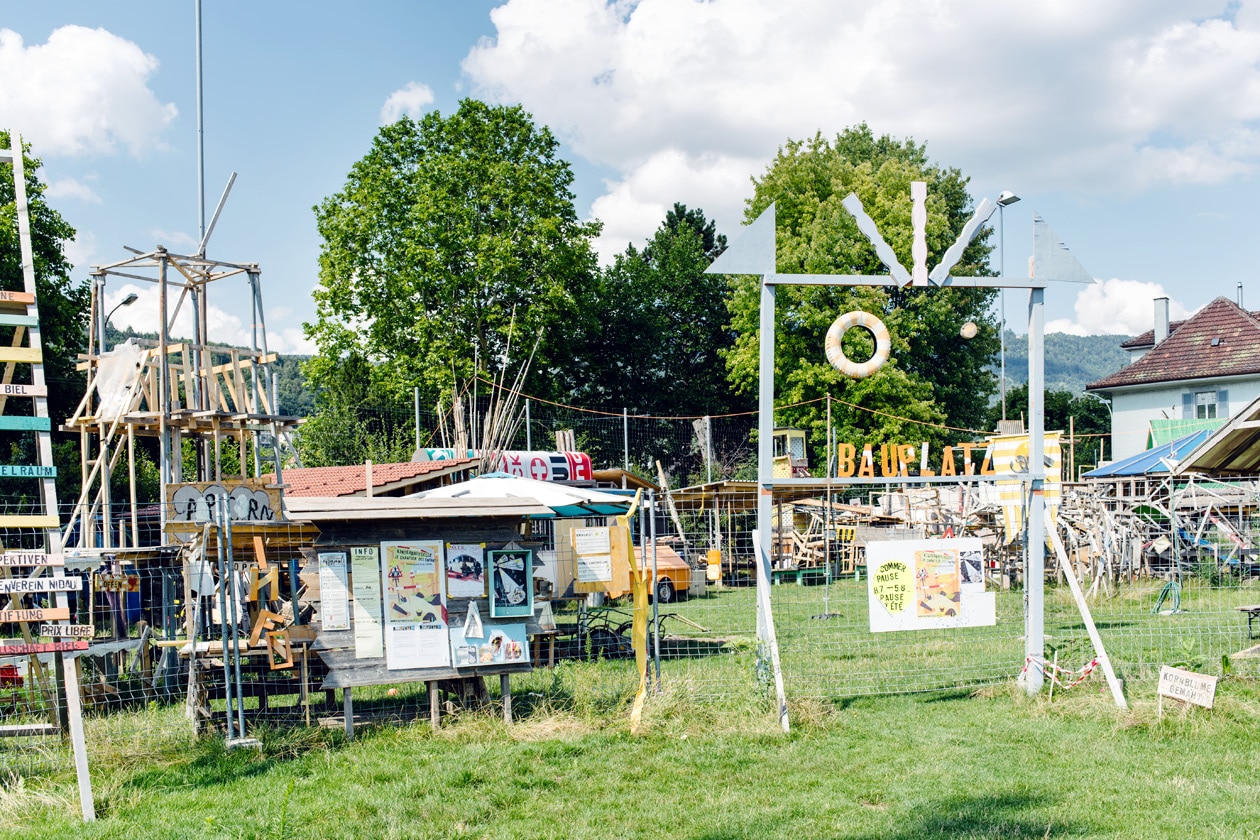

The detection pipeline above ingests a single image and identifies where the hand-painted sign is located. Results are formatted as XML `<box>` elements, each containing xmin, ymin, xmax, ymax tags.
<box><xmin>0</xmin><ymin>416</ymin><xmax>51</xmax><ymax>432</ymax></box>
<box><xmin>0</xmin><ymin>552</ymin><xmax>63</xmax><ymax>567</ymax></box>
<box><xmin>39</xmin><ymin>624</ymin><xmax>93</xmax><ymax>639</ymax></box>
<box><xmin>0</xmin><ymin>607</ymin><xmax>70</xmax><ymax>623</ymax></box>
<box><xmin>0</xmin><ymin>383</ymin><xmax>46</xmax><ymax>397</ymax></box>
<box><xmin>0</xmin><ymin>577</ymin><xmax>81</xmax><ymax>594</ymax></box>
<box><xmin>93</xmin><ymin>573</ymin><xmax>139</xmax><ymax>593</ymax></box>
<box><xmin>495</xmin><ymin>451</ymin><xmax>593</xmax><ymax>482</ymax></box>
<box><xmin>165</xmin><ymin>480</ymin><xmax>282</xmax><ymax>532</ymax></box>
<box><xmin>1157</xmin><ymin>665</ymin><xmax>1217</xmax><ymax>709</ymax></box>
<box><xmin>0</xmin><ymin>465</ymin><xmax>57</xmax><ymax>478</ymax></box>
<box><xmin>0</xmin><ymin>640</ymin><xmax>88</xmax><ymax>655</ymax></box>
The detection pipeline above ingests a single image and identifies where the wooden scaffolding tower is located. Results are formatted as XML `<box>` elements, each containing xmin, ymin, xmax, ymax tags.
<box><xmin>62</xmin><ymin>247</ymin><xmax>302</xmax><ymax>547</ymax></box>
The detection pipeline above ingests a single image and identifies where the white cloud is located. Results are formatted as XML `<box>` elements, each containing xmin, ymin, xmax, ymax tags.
<box><xmin>0</xmin><ymin>26</ymin><xmax>176</xmax><ymax>158</ymax></box>
<box><xmin>44</xmin><ymin>177</ymin><xmax>102</xmax><ymax>204</ymax></box>
<box><xmin>1046</xmin><ymin>278</ymin><xmax>1193</xmax><ymax>335</ymax></box>
<box><xmin>63</xmin><ymin>230</ymin><xmax>100</xmax><ymax>272</ymax></box>
<box><xmin>105</xmin><ymin>284</ymin><xmax>314</xmax><ymax>355</ymax></box>
<box><xmin>463</xmin><ymin>1</ymin><xmax>1260</xmax><ymax>255</ymax></box>
<box><xmin>380</xmin><ymin>81</ymin><xmax>435</xmax><ymax>124</ymax></box>
<box><xmin>145</xmin><ymin>228</ymin><xmax>200</xmax><ymax>254</ymax></box>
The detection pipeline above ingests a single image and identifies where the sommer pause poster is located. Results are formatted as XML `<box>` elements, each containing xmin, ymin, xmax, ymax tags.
<box><xmin>380</xmin><ymin>541</ymin><xmax>450</xmax><ymax>669</ymax></box>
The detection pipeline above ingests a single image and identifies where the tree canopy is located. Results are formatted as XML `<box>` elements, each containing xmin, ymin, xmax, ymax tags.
<box><xmin>724</xmin><ymin>125</ymin><xmax>1000</xmax><ymax>459</ymax></box>
<box><xmin>560</xmin><ymin>203</ymin><xmax>742</xmax><ymax>417</ymax></box>
<box><xmin>306</xmin><ymin>99</ymin><xmax>601</xmax><ymax>408</ymax></box>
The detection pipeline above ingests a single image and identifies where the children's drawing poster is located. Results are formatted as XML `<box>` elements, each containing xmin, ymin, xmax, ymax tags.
<box><xmin>450</xmin><ymin>622</ymin><xmax>530</xmax><ymax>668</ymax></box>
<box><xmin>380</xmin><ymin>541</ymin><xmax>450</xmax><ymax>669</ymax></box>
<box><xmin>868</xmin><ymin>538</ymin><xmax>994</xmax><ymax>633</ymax></box>
<box><xmin>446</xmin><ymin>543</ymin><xmax>487</xmax><ymax>599</ymax></box>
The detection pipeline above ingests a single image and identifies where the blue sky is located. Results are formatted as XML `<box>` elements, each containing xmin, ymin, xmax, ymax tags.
<box><xmin>3</xmin><ymin>1</ymin><xmax>1259</xmax><ymax>353</ymax></box>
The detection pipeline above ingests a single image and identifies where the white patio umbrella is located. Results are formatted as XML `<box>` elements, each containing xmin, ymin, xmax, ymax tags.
<box><xmin>411</xmin><ymin>472</ymin><xmax>632</xmax><ymax>518</ymax></box>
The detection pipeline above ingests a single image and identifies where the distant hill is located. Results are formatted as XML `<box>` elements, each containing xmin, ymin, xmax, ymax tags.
<box><xmin>995</xmin><ymin>331</ymin><xmax>1132</xmax><ymax>395</ymax></box>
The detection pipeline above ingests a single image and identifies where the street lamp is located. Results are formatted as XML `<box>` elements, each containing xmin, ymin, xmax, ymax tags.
<box><xmin>997</xmin><ymin>191</ymin><xmax>1020</xmax><ymax>422</ymax></box>
<box><xmin>100</xmin><ymin>292</ymin><xmax>139</xmax><ymax>352</ymax></box>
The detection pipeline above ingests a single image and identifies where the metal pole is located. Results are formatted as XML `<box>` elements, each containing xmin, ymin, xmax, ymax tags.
<box><xmin>224</xmin><ymin>496</ymin><xmax>246</xmax><ymax>736</ymax></box>
<box><xmin>623</xmin><ymin>408</ymin><xmax>629</xmax><ymax>471</ymax></box>
<box><xmin>414</xmin><ymin>386</ymin><xmax>421</xmax><ymax>456</ymax></box>
<box><xmin>195</xmin><ymin>0</ymin><xmax>205</xmax><ymax>244</ymax></box>
<box><xmin>215</xmin><ymin>501</ymin><xmax>234</xmax><ymax>740</ymax></box>
<box><xmin>649</xmin><ymin>491</ymin><xmax>661</xmax><ymax>687</ymax></box>
<box><xmin>525</xmin><ymin>399</ymin><xmax>532</xmax><ymax>450</ymax></box>
<box><xmin>1025</xmin><ymin>287</ymin><xmax>1046</xmax><ymax>694</ymax></box>
<box><xmin>999</xmin><ymin>204</ymin><xmax>1006</xmax><ymax>422</ymax></box>
<box><xmin>704</xmin><ymin>415</ymin><xmax>713</xmax><ymax>483</ymax></box>
<box><xmin>757</xmin><ymin>277</ymin><xmax>790</xmax><ymax>732</ymax></box>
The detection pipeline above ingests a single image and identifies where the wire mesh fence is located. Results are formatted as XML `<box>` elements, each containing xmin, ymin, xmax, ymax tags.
<box><xmin>4</xmin><ymin>458</ymin><xmax>1260</xmax><ymax>796</ymax></box>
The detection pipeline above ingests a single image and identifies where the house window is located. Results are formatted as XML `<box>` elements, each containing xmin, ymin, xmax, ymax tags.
<box><xmin>1195</xmin><ymin>391</ymin><xmax>1217</xmax><ymax>420</ymax></box>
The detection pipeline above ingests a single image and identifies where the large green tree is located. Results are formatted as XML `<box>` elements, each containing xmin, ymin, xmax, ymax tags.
<box><xmin>307</xmin><ymin>99</ymin><xmax>601</xmax><ymax>412</ymax></box>
<box><xmin>0</xmin><ymin>132</ymin><xmax>91</xmax><ymax>504</ymax></box>
<box><xmin>724</xmin><ymin>125</ymin><xmax>1000</xmax><ymax>461</ymax></box>
<box><xmin>563</xmin><ymin>203</ymin><xmax>740</xmax><ymax>417</ymax></box>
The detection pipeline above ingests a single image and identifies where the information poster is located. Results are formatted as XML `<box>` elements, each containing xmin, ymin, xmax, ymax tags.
<box><xmin>489</xmin><ymin>549</ymin><xmax>534</xmax><ymax>618</ymax></box>
<box><xmin>868</xmin><ymin>538</ymin><xmax>995</xmax><ymax>633</ymax></box>
<box><xmin>573</xmin><ymin>527</ymin><xmax>613</xmax><ymax>585</ymax></box>
<box><xmin>446</xmin><ymin>543</ymin><xmax>487</xmax><ymax>599</ymax></box>
<box><xmin>450</xmin><ymin>622</ymin><xmax>530</xmax><ymax>668</ymax></box>
<box><xmin>318</xmin><ymin>551</ymin><xmax>350</xmax><ymax>631</ymax></box>
<box><xmin>350</xmin><ymin>546</ymin><xmax>384</xmax><ymax>658</ymax></box>
<box><xmin>381</xmin><ymin>541</ymin><xmax>450</xmax><ymax>669</ymax></box>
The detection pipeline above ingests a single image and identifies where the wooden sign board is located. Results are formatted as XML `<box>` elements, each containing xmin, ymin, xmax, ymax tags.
<box><xmin>0</xmin><ymin>552</ymin><xmax>64</xmax><ymax>567</ymax></box>
<box><xmin>164</xmin><ymin>479</ymin><xmax>283</xmax><ymax>535</ymax></box>
<box><xmin>93</xmin><ymin>574</ymin><xmax>139</xmax><ymax>593</ymax></box>
<box><xmin>1158</xmin><ymin>666</ymin><xmax>1218</xmax><ymax>709</ymax></box>
<box><xmin>0</xmin><ymin>576</ymin><xmax>81</xmax><ymax>594</ymax></box>
<box><xmin>0</xmin><ymin>465</ymin><xmax>56</xmax><ymax>478</ymax></box>
<box><xmin>0</xmin><ymin>607</ymin><xmax>70</xmax><ymax>623</ymax></box>
<box><xmin>0</xmin><ymin>347</ymin><xmax>43</xmax><ymax>364</ymax></box>
<box><xmin>0</xmin><ymin>314</ymin><xmax>40</xmax><ymax>328</ymax></box>
<box><xmin>0</xmin><ymin>640</ymin><xmax>88</xmax><ymax>655</ymax></box>
<box><xmin>39</xmin><ymin>624</ymin><xmax>93</xmax><ymax>639</ymax></box>
<box><xmin>0</xmin><ymin>416</ymin><xmax>50</xmax><ymax>433</ymax></box>
<box><xmin>0</xmin><ymin>514</ymin><xmax>59</xmax><ymax>528</ymax></box>
<box><xmin>0</xmin><ymin>290</ymin><xmax>35</xmax><ymax>306</ymax></box>
<box><xmin>0</xmin><ymin>383</ymin><xmax>46</xmax><ymax>397</ymax></box>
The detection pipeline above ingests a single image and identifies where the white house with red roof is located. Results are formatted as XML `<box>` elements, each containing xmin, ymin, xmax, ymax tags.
<box><xmin>1086</xmin><ymin>296</ymin><xmax>1260</xmax><ymax>462</ymax></box>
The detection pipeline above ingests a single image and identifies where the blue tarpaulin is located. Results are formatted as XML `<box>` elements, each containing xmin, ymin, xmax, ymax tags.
<box><xmin>1083</xmin><ymin>430</ymin><xmax>1213</xmax><ymax>478</ymax></box>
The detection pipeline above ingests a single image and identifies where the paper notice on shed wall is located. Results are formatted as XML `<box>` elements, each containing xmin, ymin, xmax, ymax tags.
<box><xmin>350</xmin><ymin>546</ymin><xmax>384</xmax><ymax>658</ymax></box>
<box><xmin>318</xmin><ymin>551</ymin><xmax>350</xmax><ymax>631</ymax></box>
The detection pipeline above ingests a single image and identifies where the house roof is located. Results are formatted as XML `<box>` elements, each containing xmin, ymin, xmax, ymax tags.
<box><xmin>1087</xmin><ymin>297</ymin><xmax>1260</xmax><ymax>391</ymax></box>
<box><xmin>263</xmin><ymin>459</ymin><xmax>475</xmax><ymax>497</ymax></box>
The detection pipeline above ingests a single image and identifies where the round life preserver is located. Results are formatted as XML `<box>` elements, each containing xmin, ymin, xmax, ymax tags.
<box><xmin>825</xmin><ymin>311</ymin><xmax>890</xmax><ymax>379</ymax></box>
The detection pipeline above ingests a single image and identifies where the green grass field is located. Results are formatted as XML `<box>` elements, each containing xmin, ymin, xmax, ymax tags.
<box><xmin>3</xmin><ymin>575</ymin><xmax>1260</xmax><ymax>838</ymax></box>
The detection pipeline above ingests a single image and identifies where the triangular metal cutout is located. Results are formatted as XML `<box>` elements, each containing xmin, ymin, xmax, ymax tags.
<box><xmin>1033</xmin><ymin>213</ymin><xmax>1094</xmax><ymax>284</ymax></box>
<box><xmin>706</xmin><ymin>203</ymin><xmax>776</xmax><ymax>276</ymax></box>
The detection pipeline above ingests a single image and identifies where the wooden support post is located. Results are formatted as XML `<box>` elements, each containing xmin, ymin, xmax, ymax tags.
<box><xmin>500</xmin><ymin>673</ymin><xmax>512</xmax><ymax>725</ymax></box>
<box><xmin>428</xmin><ymin>680</ymin><xmax>439</xmax><ymax>729</ymax></box>
<box><xmin>343</xmin><ymin>687</ymin><xmax>354</xmax><ymax>739</ymax></box>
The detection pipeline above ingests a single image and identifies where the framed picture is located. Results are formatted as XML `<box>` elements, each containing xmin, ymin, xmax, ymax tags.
<box><xmin>266</xmin><ymin>630</ymin><xmax>294</xmax><ymax>670</ymax></box>
<box><xmin>446</xmin><ymin>543</ymin><xmax>487</xmax><ymax>599</ymax></box>
<box><xmin>489</xmin><ymin>549</ymin><xmax>533</xmax><ymax>618</ymax></box>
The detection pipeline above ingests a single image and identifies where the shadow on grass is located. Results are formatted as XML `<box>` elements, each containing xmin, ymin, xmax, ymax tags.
<box><xmin>687</xmin><ymin>792</ymin><xmax>1088</xmax><ymax>840</ymax></box>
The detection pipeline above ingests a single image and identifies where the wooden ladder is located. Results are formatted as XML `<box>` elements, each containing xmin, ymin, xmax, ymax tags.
<box><xmin>2</xmin><ymin>129</ymin><xmax>95</xmax><ymax>821</ymax></box>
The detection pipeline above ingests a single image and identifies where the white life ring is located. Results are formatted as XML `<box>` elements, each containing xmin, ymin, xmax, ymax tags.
<box><xmin>825</xmin><ymin>311</ymin><xmax>890</xmax><ymax>379</ymax></box>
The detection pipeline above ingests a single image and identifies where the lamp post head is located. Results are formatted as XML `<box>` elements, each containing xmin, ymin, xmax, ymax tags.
<box><xmin>997</xmin><ymin>191</ymin><xmax>1021</xmax><ymax>207</ymax></box>
<box><xmin>120</xmin><ymin>292</ymin><xmax>139</xmax><ymax>308</ymax></box>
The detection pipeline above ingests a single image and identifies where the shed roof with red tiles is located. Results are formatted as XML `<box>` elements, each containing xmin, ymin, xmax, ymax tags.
<box><xmin>1088</xmin><ymin>297</ymin><xmax>1260</xmax><ymax>391</ymax></box>
<box><xmin>263</xmin><ymin>459</ymin><xmax>475</xmax><ymax>498</ymax></box>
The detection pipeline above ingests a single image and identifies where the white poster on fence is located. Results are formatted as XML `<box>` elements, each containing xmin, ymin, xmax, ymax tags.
<box><xmin>381</xmin><ymin>541</ymin><xmax>450</xmax><ymax>670</ymax></box>
<box><xmin>351</xmin><ymin>546</ymin><xmax>384</xmax><ymax>658</ymax></box>
<box><xmin>573</xmin><ymin>526</ymin><xmax>613</xmax><ymax>584</ymax></box>
<box><xmin>318</xmin><ymin>551</ymin><xmax>350</xmax><ymax>631</ymax></box>
<box><xmin>867</xmin><ymin>538</ymin><xmax>995</xmax><ymax>633</ymax></box>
